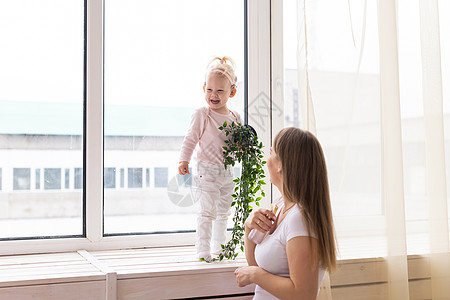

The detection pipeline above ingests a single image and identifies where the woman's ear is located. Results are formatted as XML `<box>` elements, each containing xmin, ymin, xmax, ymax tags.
<box><xmin>277</xmin><ymin>161</ymin><xmax>282</xmax><ymax>174</ymax></box>
<box><xmin>229</xmin><ymin>87</ymin><xmax>237</xmax><ymax>98</ymax></box>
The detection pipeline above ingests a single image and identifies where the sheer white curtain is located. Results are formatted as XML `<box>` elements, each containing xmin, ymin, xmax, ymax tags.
<box><xmin>291</xmin><ymin>0</ymin><xmax>450</xmax><ymax>298</ymax></box>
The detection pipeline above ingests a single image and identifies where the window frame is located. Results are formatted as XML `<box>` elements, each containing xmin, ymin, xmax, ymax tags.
<box><xmin>0</xmin><ymin>0</ymin><xmax>273</xmax><ymax>256</ymax></box>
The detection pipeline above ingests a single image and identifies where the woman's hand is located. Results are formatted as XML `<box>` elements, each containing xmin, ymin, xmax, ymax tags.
<box><xmin>234</xmin><ymin>266</ymin><xmax>259</xmax><ymax>287</ymax></box>
<box><xmin>178</xmin><ymin>161</ymin><xmax>190</xmax><ymax>175</ymax></box>
<box><xmin>245</xmin><ymin>208</ymin><xmax>276</xmax><ymax>233</ymax></box>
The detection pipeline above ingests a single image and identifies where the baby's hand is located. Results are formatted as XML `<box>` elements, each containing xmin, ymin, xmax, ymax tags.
<box><xmin>178</xmin><ymin>161</ymin><xmax>190</xmax><ymax>175</ymax></box>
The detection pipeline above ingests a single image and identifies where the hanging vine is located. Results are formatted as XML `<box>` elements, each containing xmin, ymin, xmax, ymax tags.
<box><xmin>203</xmin><ymin>121</ymin><xmax>266</xmax><ymax>262</ymax></box>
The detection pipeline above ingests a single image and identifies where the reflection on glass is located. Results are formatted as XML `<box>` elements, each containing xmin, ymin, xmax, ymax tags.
<box><xmin>0</xmin><ymin>1</ymin><xmax>84</xmax><ymax>239</ymax></box>
<box><xmin>104</xmin><ymin>0</ymin><xmax>245</xmax><ymax>235</ymax></box>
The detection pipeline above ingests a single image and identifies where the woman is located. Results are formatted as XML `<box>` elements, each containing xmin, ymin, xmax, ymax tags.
<box><xmin>234</xmin><ymin>127</ymin><xmax>337</xmax><ymax>299</ymax></box>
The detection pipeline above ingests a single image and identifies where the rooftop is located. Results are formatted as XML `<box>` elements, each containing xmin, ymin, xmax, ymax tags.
<box><xmin>0</xmin><ymin>100</ymin><xmax>194</xmax><ymax>136</ymax></box>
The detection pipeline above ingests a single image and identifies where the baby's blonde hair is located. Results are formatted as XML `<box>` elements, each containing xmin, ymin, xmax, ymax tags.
<box><xmin>204</xmin><ymin>56</ymin><xmax>237</xmax><ymax>88</ymax></box>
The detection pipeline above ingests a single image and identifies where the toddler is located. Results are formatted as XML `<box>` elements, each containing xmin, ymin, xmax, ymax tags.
<box><xmin>178</xmin><ymin>56</ymin><xmax>241</xmax><ymax>261</ymax></box>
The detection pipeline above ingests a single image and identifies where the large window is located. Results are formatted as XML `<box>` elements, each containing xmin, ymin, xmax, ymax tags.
<box><xmin>0</xmin><ymin>0</ymin><xmax>84</xmax><ymax>239</ymax></box>
<box><xmin>282</xmin><ymin>0</ymin><xmax>450</xmax><ymax>259</ymax></box>
<box><xmin>0</xmin><ymin>0</ymin><xmax>259</xmax><ymax>255</ymax></box>
<box><xmin>103</xmin><ymin>0</ymin><xmax>245</xmax><ymax>235</ymax></box>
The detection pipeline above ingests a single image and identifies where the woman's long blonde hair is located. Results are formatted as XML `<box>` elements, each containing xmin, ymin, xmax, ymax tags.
<box><xmin>273</xmin><ymin>127</ymin><xmax>337</xmax><ymax>272</ymax></box>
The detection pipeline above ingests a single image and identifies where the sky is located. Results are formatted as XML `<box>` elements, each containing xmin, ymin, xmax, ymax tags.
<box><xmin>1</xmin><ymin>0</ymin><xmax>449</xmax><ymax>118</ymax></box>
<box><xmin>0</xmin><ymin>0</ymin><xmax>245</xmax><ymax>109</ymax></box>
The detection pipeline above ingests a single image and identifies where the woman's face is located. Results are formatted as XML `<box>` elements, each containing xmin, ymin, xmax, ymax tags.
<box><xmin>267</xmin><ymin>147</ymin><xmax>282</xmax><ymax>187</ymax></box>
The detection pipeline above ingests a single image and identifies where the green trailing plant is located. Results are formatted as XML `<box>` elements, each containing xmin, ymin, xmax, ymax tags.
<box><xmin>202</xmin><ymin>121</ymin><xmax>266</xmax><ymax>262</ymax></box>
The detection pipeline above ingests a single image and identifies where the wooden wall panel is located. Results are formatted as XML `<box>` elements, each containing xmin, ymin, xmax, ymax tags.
<box><xmin>331</xmin><ymin>283</ymin><xmax>388</xmax><ymax>300</ymax></box>
<box><xmin>331</xmin><ymin>258</ymin><xmax>388</xmax><ymax>287</ymax></box>
<box><xmin>117</xmin><ymin>272</ymin><xmax>255</xmax><ymax>300</ymax></box>
<box><xmin>0</xmin><ymin>281</ymin><xmax>105</xmax><ymax>300</ymax></box>
<box><xmin>408</xmin><ymin>279</ymin><xmax>431</xmax><ymax>300</ymax></box>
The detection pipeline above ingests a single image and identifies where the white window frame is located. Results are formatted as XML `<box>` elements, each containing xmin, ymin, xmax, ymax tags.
<box><xmin>0</xmin><ymin>0</ymin><xmax>274</xmax><ymax>256</ymax></box>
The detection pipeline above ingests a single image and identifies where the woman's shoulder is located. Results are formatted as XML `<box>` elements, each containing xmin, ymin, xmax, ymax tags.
<box><xmin>284</xmin><ymin>205</ymin><xmax>310</xmax><ymax>238</ymax></box>
<box><xmin>290</xmin><ymin>205</ymin><xmax>304</xmax><ymax>221</ymax></box>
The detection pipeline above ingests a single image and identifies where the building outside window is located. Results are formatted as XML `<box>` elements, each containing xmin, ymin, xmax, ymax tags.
<box><xmin>154</xmin><ymin>167</ymin><xmax>168</xmax><ymax>188</ymax></box>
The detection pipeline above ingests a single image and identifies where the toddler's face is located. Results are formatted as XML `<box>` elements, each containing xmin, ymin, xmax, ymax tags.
<box><xmin>204</xmin><ymin>73</ymin><xmax>235</xmax><ymax>114</ymax></box>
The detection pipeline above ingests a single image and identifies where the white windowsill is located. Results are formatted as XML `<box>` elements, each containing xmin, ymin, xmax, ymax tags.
<box><xmin>0</xmin><ymin>245</ymin><xmax>437</xmax><ymax>299</ymax></box>
<box><xmin>0</xmin><ymin>246</ymin><xmax>254</xmax><ymax>299</ymax></box>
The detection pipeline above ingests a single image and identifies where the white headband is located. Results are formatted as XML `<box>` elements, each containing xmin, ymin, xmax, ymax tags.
<box><xmin>210</xmin><ymin>68</ymin><xmax>235</xmax><ymax>86</ymax></box>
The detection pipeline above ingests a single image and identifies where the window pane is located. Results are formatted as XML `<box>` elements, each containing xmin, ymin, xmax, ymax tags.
<box><xmin>128</xmin><ymin>168</ymin><xmax>143</xmax><ymax>188</ymax></box>
<box><xmin>104</xmin><ymin>168</ymin><xmax>116</xmax><ymax>189</ymax></box>
<box><xmin>145</xmin><ymin>168</ymin><xmax>150</xmax><ymax>188</ymax></box>
<box><xmin>104</xmin><ymin>0</ymin><xmax>245</xmax><ymax>234</ymax></box>
<box><xmin>120</xmin><ymin>168</ymin><xmax>125</xmax><ymax>188</ymax></box>
<box><xmin>35</xmin><ymin>169</ymin><xmax>41</xmax><ymax>190</ymax></box>
<box><xmin>64</xmin><ymin>168</ymin><xmax>70</xmax><ymax>189</ymax></box>
<box><xmin>13</xmin><ymin>168</ymin><xmax>31</xmax><ymax>190</ymax></box>
<box><xmin>74</xmin><ymin>168</ymin><xmax>83</xmax><ymax>190</ymax></box>
<box><xmin>0</xmin><ymin>0</ymin><xmax>84</xmax><ymax>239</ymax></box>
<box><xmin>44</xmin><ymin>169</ymin><xmax>61</xmax><ymax>190</ymax></box>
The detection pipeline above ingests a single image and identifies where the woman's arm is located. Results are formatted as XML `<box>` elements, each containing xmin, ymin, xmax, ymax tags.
<box><xmin>243</xmin><ymin>208</ymin><xmax>276</xmax><ymax>266</ymax></box>
<box><xmin>235</xmin><ymin>236</ymin><xmax>319</xmax><ymax>300</ymax></box>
